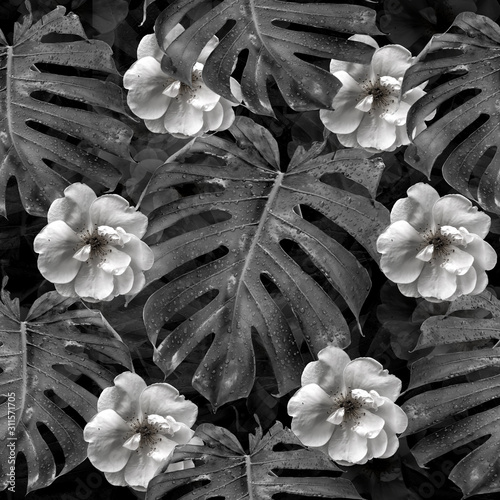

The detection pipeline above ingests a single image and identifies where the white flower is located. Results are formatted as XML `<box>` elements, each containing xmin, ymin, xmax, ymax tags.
<box><xmin>33</xmin><ymin>183</ymin><xmax>154</xmax><ymax>302</ymax></box>
<box><xmin>84</xmin><ymin>372</ymin><xmax>199</xmax><ymax>491</ymax></box>
<box><xmin>377</xmin><ymin>183</ymin><xmax>497</xmax><ymax>302</ymax></box>
<box><xmin>288</xmin><ymin>346</ymin><xmax>407</xmax><ymax>465</ymax></box>
<box><xmin>320</xmin><ymin>35</ymin><xmax>434</xmax><ymax>152</ymax></box>
<box><xmin>123</xmin><ymin>24</ymin><xmax>240</xmax><ymax>137</ymax></box>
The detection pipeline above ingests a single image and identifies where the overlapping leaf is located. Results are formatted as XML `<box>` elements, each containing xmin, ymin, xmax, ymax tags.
<box><xmin>154</xmin><ymin>0</ymin><xmax>381</xmax><ymax>116</ymax></box>
<box><xmin>146</xmin><ymin>422</ymin><xmax>362</xmax><ymax>500</ymax></box>
<box><xmin>0</xmin><ymin>6</ymin><xmax>132</xmax><ymax>217</ymax></box>
<box><xmin>402</xmin><ymin>291</ymin><xmax>500</xmax><ymax>498</ymax></box>
<box><xmin>143</xmin><ymin>117</ymin><xmax>388</xmax><ymax>408</ymax></box>
<box><xmin>403</xmin><ymin>12</ymin><xmax>500</xmax><ymax>214</ymax></box>
<box><xmin>0</xmin><ymin>286</ymin><xmax>133</xmax><ymax>493</ymax></box>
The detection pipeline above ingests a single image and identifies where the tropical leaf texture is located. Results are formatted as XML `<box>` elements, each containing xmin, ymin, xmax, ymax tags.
<box><xmin>154</xmin><ymin>0</ymin><xmax>382</xmax><ymax>116</ymax></box>
<box><xmin>143</xmin><ymin>117</ymin><xmax>388</xmax><ymax>408</ymax></box>
<box><xmin>402</xmin><ymin>290</ymin><xmax>500</xmax><ymax>498</ymax></box>
<box><xmin>146</xmin><ymin>422</ymin><xmax>362</xmax><ymax>500</ymax></box>
<box><xmin>0</xmin><ymin>6</ymin><xmax>132</xmax><ymax>217</ymax></box>
<box><xmin>403</xmin><ymin>12</ymin><xmax>500</xmax><ymax>214</ymax></box>
<box><xmin>0</xmin><ymin>285</ymin><xmax>133</xmax><ymax>493</ymax></box>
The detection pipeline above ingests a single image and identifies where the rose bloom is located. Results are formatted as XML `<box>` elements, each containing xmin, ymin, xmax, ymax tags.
<box><xmin>33</xmin><ymin>183</ymin><xmax>154</xmax><ymax>302</ymax></box>
<box><xmin>124</xmin><ymin>24</ymin><xmax>240</xmax><ymax>137</ymax></box>
<box><xmin>320</xmin><ymin>35</ymin><xmax>434</xmax><ymax>152</ymax></box>
<box><xmin>377</xmin><ymin>183</ymin><xmax>497</xmax><ymax>302</ymax></box>
<box><xmin>288</xmin><ymin>346</ymin><xmax>407</xmax><ymax>466</ymax></box>
<box><xmin>84</xmin><ymin>372</ymin><xmax>199</xmax><ymax>491</ymax></box>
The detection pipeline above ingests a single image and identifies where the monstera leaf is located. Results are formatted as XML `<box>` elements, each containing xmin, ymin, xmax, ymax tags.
<box><xmin>0</xmin><ymin>6</ymin><xmax>132</xmax><ymax>217</ymax></box>
<box><xmin>143</xmin><ymin>117</ymin><xmax>389</xmax><ymax>408</ymax></box>
<box><xmin>0</xmin><ymin>285</ymin><xmax>133</xmax><ymax>493</ymax></box>
<box><xmin>402</xmin><ymin>290</ymin><xmax>500</xmax><ymax>498</ymax></box>
<box><xmin>403</xmin><ymin>12</ymin><xmax>500</xmax><ymax>214</ymax></box>
<box><xmin>146</xmin><ymin>422</ymin><xmax>362</xmax><ymax>500</ymax></box>
<box><xmin>154</xmin><ymin>0</ymin><xmax>382</xmax><ymax>116</ymax></box>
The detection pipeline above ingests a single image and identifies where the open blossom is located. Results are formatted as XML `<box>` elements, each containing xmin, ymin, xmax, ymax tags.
<box><xmin>84</xmin><ymin>372</ymin><xmax>199</xmax><ymax>491</ymax></box>
<box><xmin>288</xmin><ymin>346</ymin><xmax>407</xmax><ymax>466</ymax></box>
<box><xmin>377</xmin><ymin>183</ymin><xmax>497</xmax><ymax>302</ymax></box>
<box><xmin>124</xmin><ymin>24</ymin><xmax>240</xmax><ymax>137</ymax></box>
<box><xmin>33</xmin><ymin>183</ymin><xmax>154</xmax><ymax>302</ymax></box>
<box><xmin>320</xmin><ymin>35</ymin><xmax>434</xmax><ymax>152</ymax></box>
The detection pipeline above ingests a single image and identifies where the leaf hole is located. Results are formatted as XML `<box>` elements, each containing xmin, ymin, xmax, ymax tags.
<box><xmin>468</xmin><ymin>146</ymin><xmax>498</xmax><ymax>201</ymax></box>
<box><xmin>278</xmin><ymin>238</ymin><xmax>340</xmax><ymax>303</ymax></box>
<box><xmin>272</xmin><ymin>442</ymin><xmax>303</xmax><ymax>452</ymax></box>
<box><xmin>40</xmin><ymin>32</ymin><xmax>86</xmax><ymax>43</ymax></box>
<box><xmin>31</xmin><ymin>63</ymin><xmax>110</xmax><ymax>80</ymax></box>
<box><xmin>163</xmin><ymin>479</ymin><xmax>212</xmax><ymax>499</ymax></box>
<box><xmin>433</xmin><ymin>113</ymin><xmax>490</xmax><ymax>173</ymax></box>
<box><xmin>232</xmin><ymin>48</ymin><xmax>249</xmax><ymax>82</ymax></box>
<box><xmin>0</xmin><ymin>395</ymin><xmax>6</xmax><ymax>405</ymax></box>
<box><xmin>432</xmin><ymin>87</ymin><xmax>481</xmax><ymax>116</ymax></box>
<box><xmin>272</xmin><ymin>468</ymin><xmax>339</xmax><ymax>478</ymax></box>
<box><xmin>163</xmin><ymin>245</ymin><xmax>229</xmax><ymax>284</ymax></box>
<box><xmin>25</xmin><ymin>119</ymin><xmax>82</xmax><ymax>145</ymax></box>
<box><xmin>30</xmin><ymin>90</ymin><xmax>90</xmax><ymax>111</ymax></box>
<box><xmin>36</xmin><ymin>422</ymin><xmax>65</xmax><ymax>475</ymax></box>
<box><xmin>174</xmin><ymin>181</ymin><xmax>226</xmax><ymax>197</ymax></box>
<box><xmin>162</xmin><ymin>289</ymin><xmax>220</xmax><ymax>339</ymax></box>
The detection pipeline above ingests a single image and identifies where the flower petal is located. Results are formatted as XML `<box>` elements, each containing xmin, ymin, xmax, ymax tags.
<box><xmin>417</xmin><ymin>260</ymin><xmax>457</xmax><ymax>301</ymax></box>
<box><xmin>375</xmin><ymin>399</ymin><xmax>408</xmax><ymax>434</ymax></box>
<box><xmin>113</xmin><ymin>266</ymin><xmax>135</xmax><ymax>296</ymax></box>
<box><xmin>327</xmin><ymin>425</ymin><xmax>368</xmax><ymax>465</ymax></box>
<box><xmin>356</xmin><ymin>112</ymin><xmax>397</xmax><ymax>151</ymax></box>
<box><xmin>455</xmin><ymin>266</ymin><xmax>477</xmax><ymax>297</ymax></box>
<box><xmin>343</xmin><ymin>359</ymin><xmax>402</xmax><ymax>401</ymax></box>
<box><xmin>99</xmin><ymin>246</ymin><xmax>131</xmax><ymax>275</ymax></box>
<box><xmin>163</xmin><ymin>98</ymin><xmax>205</xmax><ymax>136</ymax></box>
<box><xmin>139</xmin><ymin>384</ymin><xmax>198</xmax><ymax>428</ymax></box>
<box><xmin>354</xmin><ymin>409</ymin><xmax>385</xmax><ymax>438</ymax></box>
<box><xmin>377</xmin><ymin>220</ymin><xmax>426</xmax><ymax>284</ymax></box>
<box><xmin>432</xmin><ymin>195</ymin><xmax>492</xmax><ymax>238</ymax></box>
<box><xmin>123</xmin><ymin>448</ymin><xmax>161</xmax><ymax>491</ymax></box>
<box><xmin>74</xmin><ymin>264</ymin><xmax>115</xmax><ymax>301</ymax></box>
<box><xmin>90</xmin><ymin>195</ymin><xmax>148</xmax><ymax>238</ymax></box>
<box><xmin>301</xmin><ymin>345</ymin><xmax>350</xmax><ymax>395</ymax></box>
<box><xmin>34</xmin><ymin>221</ymin><xmax>82</xmax><ymax>284</ymax></box>
<box><xmin>390</xmin><ymin>183</ymin><xmax>440</xmax><ymax>229</ymax></box>
<box><xmin>148</xmin><ymin>435</ymin><xmax>178</xmax><ymax>462</ymax></box>
<box><xmin>84</xmin><ymin>409</ymin><xmax>132</xmax><ymax>473</ymax></box>
<box><xmin>441</xmin><ymin>246</ymin><xmax>474</xmax><ymax>275</ymax></box>
<box><xmin>462</xmin><ymin>236</ymin><xmax>497</xmax><ymax>271</ymax></box>
<box><xmin>124</xmin><ymin>57</ymin><xmax>171</xmax><ymax>120</ymax></box>
<box><xmin>214</xmin><ymin>98</ymin><xmax>236</xmax><ymax>132</ymax></box>
<box><xmin>288</xmin><ymin>384</ymin><xmax>336</xmax><ymax>447</ymax></box>
<box><xmin>198</xmin><ymin>35</ymin><xmax>219</xmax><ymax>65</ymax></box>
<box><xmin>47</xmin><ymin>183</ymin><xmax>96</xmax><ymax>230</ymax></box>
<box><xmin>398</xmin><ymin>280</ymin><xmax>420</xmax><ymax>298</ymax></box>
<box><xmin>104</xmin><ymin>469</ymin><xmax>128</xmax><ymax>488</ymax></box>
<box><xmin>202</xmin><ymin>102</ymin><xmax>224</xmax><ymax>132</ymax></box>
<box><xmin>366</xmin><ymin>428</ymin><xmax>388</xmax><ymax>459</ymax></box>
<box><xmin>370</xmin><ymin>45</ymin><xmax>414</xmax><ymax>80</ymax></box>
<box><xmin>137</xmin><ymin>33</ymin><xmax>164</xmax><ymax>61</ymax></box>
<box><xmin>189</xmin><ymin>78</ymin><xmax>221</xmax><ymax>111</ymax></box>
<box><xmin>97</xmin><ymin>371</ymin><xmax>146</xmax><ymax>419</ymax></box>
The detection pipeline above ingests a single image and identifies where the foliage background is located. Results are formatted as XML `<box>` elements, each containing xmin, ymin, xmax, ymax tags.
<box><xmin>1</xmin><ymin>0</ymin><xmax>500</xmax><ymax>499</ymax></box>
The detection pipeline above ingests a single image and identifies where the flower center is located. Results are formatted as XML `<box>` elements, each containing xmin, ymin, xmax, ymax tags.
<box><xmin>336</xmin><ymin>392</ymin><xmax>363</xmax><ymax>420</ymax></box>
<box><xmin>80</xmin><ymin>228</ymin><xmax>110</xmax><ymax>259</ymax></box>
<box><xmin>427</xmin><ymin>231</ymin><xmax>451</xmax><ymax>255</ymax></box>
<box><xmin>360</xmin><ymin>78</ymin><xmax>395</xmax><ymax>110</ymax></box>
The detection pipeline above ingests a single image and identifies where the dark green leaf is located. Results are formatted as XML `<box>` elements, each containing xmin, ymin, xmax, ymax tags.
<box><xmin>403</xmin><ymin>12</ymin><xmax>500</xmax><ymax>214</ymax></box>
<box><xmin>402</xmin><ymin>290</ymin><xmax>500</xmax><ymax>498</ymax></box>
<box><xmin>146</xmin><ymin>422</ymin><xmax>362</xmax><ymax>500</ymax></box>
<box><xmin>143</xmin><ymin>116</ymin><xmax>388</xmax><ymax>408</ymax></box>
<box><xmin>0</xmin><ymin>285</ymin><xmax>133</xmax><ymax>493</ymax></box>
<box><xmin>155</xmin><ymin>0</ymin><xmax>382</xmax><ymax>116</ymax></box>
<box><xmin>0</xmin><ymin>6</ymin><xmax>132</xmax><ymax>217</ymax></box>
